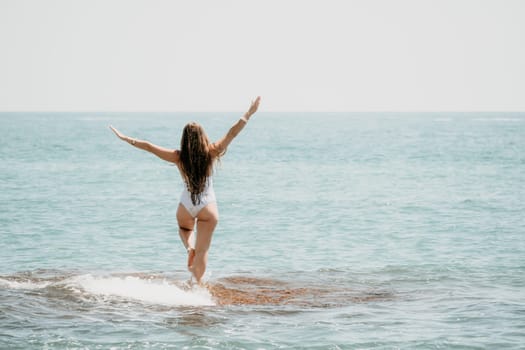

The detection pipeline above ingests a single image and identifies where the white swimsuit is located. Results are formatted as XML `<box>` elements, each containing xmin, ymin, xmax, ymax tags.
<box><xmin>179</xmin><ymin>178</ymin><xmax>216</xmax><ymax>217</ymax></box>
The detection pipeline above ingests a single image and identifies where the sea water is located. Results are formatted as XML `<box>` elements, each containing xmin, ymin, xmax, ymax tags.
<box><xmin>0</xmin><ymin>112</ymin><xmax>524</xmax><ymax>349</ymax></box>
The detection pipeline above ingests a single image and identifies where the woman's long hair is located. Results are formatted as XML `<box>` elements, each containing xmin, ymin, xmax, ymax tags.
<box><xmin>179</xmin><ymin>122</ymin><xmax>215</xmax><ymax>205</ymax></box>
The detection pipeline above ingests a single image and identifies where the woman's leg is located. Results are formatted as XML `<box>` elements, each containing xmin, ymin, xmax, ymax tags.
<box><xmin>191</xmin><ymin>202</ymin><xmax>219</xmax><ymax>284</ymax></box>
<box><xmin>176</xmin><ymin>204</ymin><xmax>196</xmax><ymax>270</ymax></box>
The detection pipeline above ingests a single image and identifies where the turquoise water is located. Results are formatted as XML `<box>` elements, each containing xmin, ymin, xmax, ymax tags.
<box><xmin>1</xmin><ymin>112</ymin><xmax>524</xmax><ymax>349</ymax></box>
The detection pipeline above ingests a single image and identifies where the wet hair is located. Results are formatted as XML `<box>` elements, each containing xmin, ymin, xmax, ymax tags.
<box><xmin>179</xmin><ymin>122</ymin><xmax>215</xmax><ymax>205</ymax></box>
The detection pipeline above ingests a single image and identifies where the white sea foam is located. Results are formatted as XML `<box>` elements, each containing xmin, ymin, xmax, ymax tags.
<box><xmin>0</xmin><ymin>278</ymin><xmax>51</xmax><ymax>290</ymax></box>
<box><xmin>67</xmin><ymin>274</ymin><xmax>215</xmax><ymax>307</ymax></box>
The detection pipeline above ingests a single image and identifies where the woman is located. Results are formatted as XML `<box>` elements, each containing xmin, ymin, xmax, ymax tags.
<box><xmin>110</xmin><ymin>96</ymin><xmax>261</xmax><ymax>284</ymax></box>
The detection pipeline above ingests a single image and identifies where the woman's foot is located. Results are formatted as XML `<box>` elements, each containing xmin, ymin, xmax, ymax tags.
<box><xmin>188</xmin><ymin>265</ymin><xmax>205</xmax><ymax>287</ymax></box>
<box><xmin>187</xmin><ymin>247</ymin><xmax>195</xmax><ymax>271</ymax></box>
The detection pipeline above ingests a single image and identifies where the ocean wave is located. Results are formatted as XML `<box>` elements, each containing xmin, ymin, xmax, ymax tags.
<box><xmin>0</xmin><ymin>277</ymin><xmax>51</xmax><ymax>290</ymax></box>
<box><xmin>0</xmin><ymin>272</ymin><xmax>215</xmax><ymax>307</ymax></box>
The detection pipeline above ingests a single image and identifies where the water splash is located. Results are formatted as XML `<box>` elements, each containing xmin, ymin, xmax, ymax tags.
<box><xmin>0</xmin><ymin>271</ymin><xmax>393</xmax><ymax>308</ymax></box>
<box><xmin>67</xmin><ymin>274</ymin><xmax>215</xmax><ymax>307</ymax></box>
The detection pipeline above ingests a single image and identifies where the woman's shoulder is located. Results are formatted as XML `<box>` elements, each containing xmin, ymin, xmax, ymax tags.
<box><xmin>172</xmin><ymin>150</ymin><xmax>181</xmax><ymax>163</ymax></box>
<box><xmin>208</xmin><ymin>143</ymin><xmax>225</xmax><ymax>159</ymax></box>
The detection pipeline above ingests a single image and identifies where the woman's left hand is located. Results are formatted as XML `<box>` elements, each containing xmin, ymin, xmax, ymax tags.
<box><xmin>109</xmin><ymin>125</ymin><xmax>129</xmax><ymax>142</ymax></box>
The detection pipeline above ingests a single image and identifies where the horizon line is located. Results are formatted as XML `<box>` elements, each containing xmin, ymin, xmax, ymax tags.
<box><xmin>1</xmin><ymin>110</ymin><xmax>524</xmax><ymax>114</ymax></box>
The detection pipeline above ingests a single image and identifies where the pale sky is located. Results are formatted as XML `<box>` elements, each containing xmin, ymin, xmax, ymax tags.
<box><xmin>1</xmin><ymin>0</ymin><xmax>524</xmax><ymax>112</ymax></box>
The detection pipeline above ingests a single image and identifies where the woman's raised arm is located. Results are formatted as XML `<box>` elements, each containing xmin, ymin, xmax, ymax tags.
<box><xmin>211</xmin><ymin>96</ymin><xmax>261</xmax><ymax>156</ymax></box>
<box><xmin>109</xmin><ymin>126</ymin><xmax>180</xmax><ymax>164</ymax></box>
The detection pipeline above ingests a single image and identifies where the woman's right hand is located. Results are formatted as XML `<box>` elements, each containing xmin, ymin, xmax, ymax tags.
<box><xmin>245</xmin><ymin>96</ymin><xmax>261</xmax><ymax>119</ymax></box>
